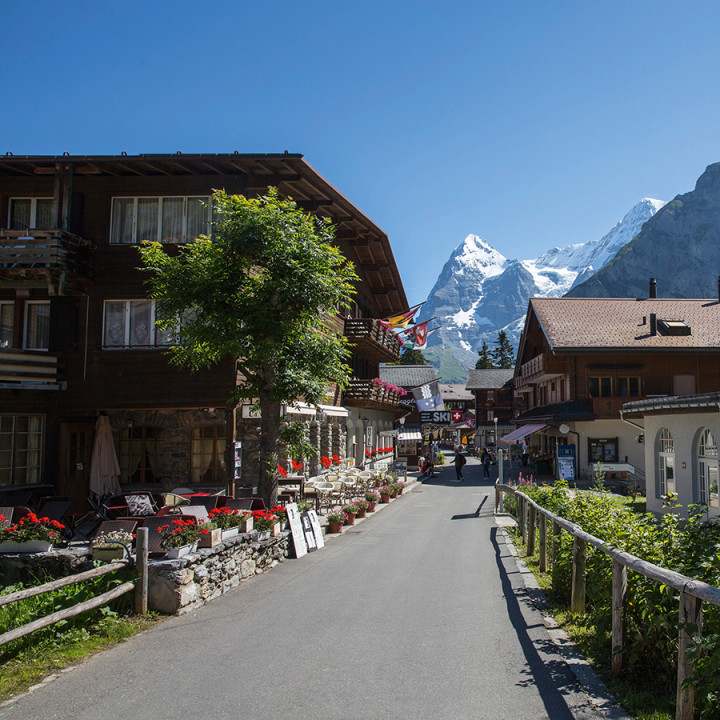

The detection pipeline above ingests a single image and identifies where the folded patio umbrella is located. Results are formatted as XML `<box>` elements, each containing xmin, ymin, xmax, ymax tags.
<box><xmin>89</xmin><ymin>415</ymin><xmax>122</xmax><ymax>498</ymax></box>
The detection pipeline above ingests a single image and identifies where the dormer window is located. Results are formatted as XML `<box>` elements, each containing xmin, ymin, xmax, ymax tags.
<box><xmin>657</xmin><ymin>319</ymin><xmax>691</xmax><ymax>336</ymax></box>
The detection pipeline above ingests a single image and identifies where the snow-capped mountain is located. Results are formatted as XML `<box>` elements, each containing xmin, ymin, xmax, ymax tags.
<box><xmin>418</xmin><ymin>198</ymin><xmax>665</xmax><ymax>381</ymax></box>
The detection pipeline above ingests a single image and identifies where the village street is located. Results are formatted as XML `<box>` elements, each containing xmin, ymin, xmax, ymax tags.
<box><xmin>0</xmin><ymin>455</ymin><xmax>619</xmax><ymax>720</ymax></box>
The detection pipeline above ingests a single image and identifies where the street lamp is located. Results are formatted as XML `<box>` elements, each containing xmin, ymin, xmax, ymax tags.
<box><xmin>494</xmin><ymin>416</ymin><xmax>504</xmax><ymax>483</ymax></box>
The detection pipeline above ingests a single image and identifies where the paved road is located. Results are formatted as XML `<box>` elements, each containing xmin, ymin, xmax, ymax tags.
<box><xmin>1</xmin><ymin>455</ymin><xmax>611</xmax><ymax>720</ymax></box>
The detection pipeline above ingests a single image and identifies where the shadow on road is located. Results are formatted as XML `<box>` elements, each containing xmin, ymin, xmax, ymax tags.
<box><xmin>451</xmin><ymin>495</ymin><xmax>486</xmax><ymax>520</ymax></box>
<box><xmin>490</xmin><ymin>525</ymin><xmax>581</xmax><ymax>720</ymax></box>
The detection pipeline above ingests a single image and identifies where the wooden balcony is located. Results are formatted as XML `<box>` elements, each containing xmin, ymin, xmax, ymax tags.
<box><xmin>0</xmin><ymin>229</ymin><xmax>93</xmax><ymax>295</ymax></box>
<box><xmin>343</xmin><ymin>379</ymin><xmax>404</xmax><ymax>412</ymax></box>
<box><xmin>344</xmin><ymin>318</ymin><xmax>402</xmax><ymax>363</ymax></box>
<box><xmin>592</xmin><ymin>396</ymin><xmax>643</xmax><ymax>419</ymax></box>
<box><xmin>513</xmin><ymin>353</ymin><xmax>564</xmax><ymax>390</ymax></box>
<box><xmin>0</xmin><ymin>350</ymin><xmax>62</xmax><ymax>389</ymax></box>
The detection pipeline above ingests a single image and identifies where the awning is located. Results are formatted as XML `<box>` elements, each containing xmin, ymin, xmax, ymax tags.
<box><xmin>285</xmin><ymin>402</ymin><xmax>316</xmax><ymax>416</ymax></box>
<box><xmin>499</xmin><ymin>423</ymin><xmax>547</xmax><ymax>445</ymax></box>
<box><xmin>319</xmin><ymin>404</ymin><xmax>349</xmax><ymax>418</ymax></box>
<box><xmin>398</xmin><ymin>429</ymin><xmax>423</xmax><ymax>442</ymax></box>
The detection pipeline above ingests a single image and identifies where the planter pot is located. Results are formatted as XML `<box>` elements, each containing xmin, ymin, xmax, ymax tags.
<box><xmin>92</xmin><ymin>546</ymin><xmax>126</xmax><ymax>562</ymax></box>
<box><xmin>397</xmin><ymin>487</ymin><xmax>404</xmax><ymax>495</ymax></box>
<box><xmin>356</xmin><ymin>508</ymin><xmax>367</xmax><ymax>518</ymax></box>
<box><xmin>197</xmin><ymin>528</ymin><xmax>222</xmax><ymax>548</ymax></box>
<box><xmin>344</xmin><ymin>513</ymin><xmax>356</xmax><ymax>526</ymax></box>
<box><xmin>165</xmin><ymin>543</ymin><xmax>197</xmax><ymax>559</ymax></box>
<box><xmin>271</xmin><ymin>522</ymin><xmax>281</xmax><ymax>537</ymax></box>
<box><xmin>327</xmin><ymin>520</ymin><xmax>344</xmax><ymax>534</ymax></box>
<box><xmin>0</xmin><ymin>540</ymin><xmax>53</xmax><ymax>554</ymax></box>
<box><xmin>380</xmin><ymin>493</ymin><xmax>390</xmax><ymax>504</ymax></box>
<box><xmin>389</xmin><ymin>490</ymin><xmax>398</xmax><ymax>498</ymax></box>
<box><xmin>256</xmin><ymin>530</ymin><xmax>271</xmax><ymax>541</ymax></box>
<box><xmin>366</xmin><ymin>501</ymin><xmax>377</xmax><ymax>512</ymax></box>
<box><xmin>222</xmin><ymin>527</ymin><xmax>240</xmax><ymax>541</ymax></box>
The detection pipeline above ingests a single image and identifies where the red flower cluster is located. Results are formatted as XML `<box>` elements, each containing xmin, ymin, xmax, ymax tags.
<box><xmin>331</xmin><ymin>455</ymin><xmax>341</xmax><ymax>465</ymax></box>
<box><xmin>1</xmin><ymin>512</ymin><xmax>65</xmax><ymax>543</ymax></box>
<box><xmin>252</xmin><ymin>509</ymin><xmax>279</xmax><ymax>531</ymax></box>
<box><xmin>208</xmin><ymin>506</ymin><xmax>247</xmax><ymax>530</ymax></box>
<box><xmin>157</xmin><ymin>518</ymin><xmax>198</xmax><ymax>550</ymax></box>
<box><xmin>277</xmin><ymin>464</ymin><xmax>288</xmax><ymax>477</ymax></box>
<box><xmin>321</xmin><ymin>456</ymin><xmax>332</xmax><ymax>468</ymax></box>
<box><xmin>270</xmin><ymin>504</ymin><xmax>287</xmax><ymax>522</ymax></box>
<box><xmin>291</xmin><ymin>460</ymin><xmax>303</xmax><ymax>472</ymax></box>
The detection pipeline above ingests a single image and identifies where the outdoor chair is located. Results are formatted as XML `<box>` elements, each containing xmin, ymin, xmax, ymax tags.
<box><xmin>180</xmin><ymin>505</ymin><xmax>211</xmax><ymax>524</ymax></box>
<box><xmin>36</xmin><ymin>495</ymin><xmax>72</xmax><ymax>522</ymax></box>
<box><xmin>236</xmin><ymin>487</ymin><xmax>253</xmax><ymax>498</ymax></box>
<box><xmin>224</xmin><ymin>498</ymin><xmax>254</xmax><ymax>512</ymax></box>
<box><xmin>313</xmin><ymin>482</ymin><xmax>335</xmax><ymax>514</ymax></box>
<box><xmin>187</xmin><ymin>495</ymin><xmax>220</xmax><ymax>514</ymax></box>
<box><xmin>102</xmin><ymin>492</ymin><xmax>158</xmax><ymax>520</ymax></box>
<box><xmin>0</xmin><ymin>507</ymin><xmax>12</xmax><ymax>528</ymax></box>
<box><xmin>161</xmin><ymin>492</ymin><xmax>191</xmax><ymax>508</ymax></box>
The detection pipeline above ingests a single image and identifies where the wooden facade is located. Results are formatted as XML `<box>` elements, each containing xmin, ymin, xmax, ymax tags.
<box><xmin>0</xmin><ymin>154</ymin><xmax>408</xmax><ymax>503</ymax></box>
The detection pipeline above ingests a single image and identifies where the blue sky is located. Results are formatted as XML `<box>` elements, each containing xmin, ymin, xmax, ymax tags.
<box><xmin>3</xmin><ymin>1</ymin><xmax>720</xmax><ymax>304</ymax></box>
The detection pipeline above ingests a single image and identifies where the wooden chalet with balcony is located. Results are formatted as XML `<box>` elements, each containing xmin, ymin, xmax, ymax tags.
<box><xmin>0</xmin><ymin>153</ymin><xmax>407</xmax><ymax>504</ymax></box>
<box><xmin>509</xmin><ymin>283</ymin><xmax>720</xmax><ymax>484</ymax></box>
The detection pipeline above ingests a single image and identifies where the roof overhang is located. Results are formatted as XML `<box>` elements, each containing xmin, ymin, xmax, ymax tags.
<box><xmin>500</xmin><ymin>424</ymin><xmax>547</xmax><ymax>445</ymax></box>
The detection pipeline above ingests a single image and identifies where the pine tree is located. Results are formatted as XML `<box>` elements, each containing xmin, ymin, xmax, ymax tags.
<box><xmin>475</xmin><ymin>341</ymin><xmax>494</xmax><ymax>369</ymax></box>
<box><xmin>395</xmin><ymin>348</ymin><xmax>427</xmax><ymax>365</ymax></box>
<box><xmin>492</xmin><ymin>331</ymin><xmax>515</xmax><ymax>369</ymax></box>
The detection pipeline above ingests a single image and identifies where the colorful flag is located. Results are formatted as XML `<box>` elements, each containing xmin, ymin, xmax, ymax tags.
<box><xmin>412</xmin><ymin>380</ymin><xmax>444</xmax><ymax>412</ymax></box>
<box><xmin>400</xmin><ymin>324</ymin><xmax>438</xmax><ymax>351</ymax></box>
<box><xmin>379</xmin><ymin>303</ymin><xmax>425</xmax><ymax>330</ymax></box>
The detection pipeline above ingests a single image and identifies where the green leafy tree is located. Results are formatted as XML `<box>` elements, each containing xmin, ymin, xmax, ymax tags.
<box><xmin>395</xmin><ymin>348</ymin><xmax>427</xmax><ymax>365</ymax></box>
<box><xmin>475</xmin><ymin>341</ymin><xmax>494</xmax><ymax>369</ymax></box>
<box><xmin>492</xmin><ymin>331</ymin><xmax>515</xmax><ymax>369</ymax></box>
<box><xmin>139</xmin><ymin>189</ymin><xmax>358</xmax><ymax>507</ymax></box>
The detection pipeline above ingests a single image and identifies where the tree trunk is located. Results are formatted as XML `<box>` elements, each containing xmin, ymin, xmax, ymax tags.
<box><xmin>258</xmin><ymin>396</ymin><xmax>281</xmax><ymax>509</ymax></box>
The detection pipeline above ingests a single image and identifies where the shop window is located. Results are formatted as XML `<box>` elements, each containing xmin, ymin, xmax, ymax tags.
<box><xmin>191</xmin><ymin>426</ymin><xmax>226</xmax><ymax>483</ymax></box>
<box><xmin>697</xmin><ymin>427</ymin><xmax>719</xmax><ymax>509</ymax></box>
<box><xmin>589</xmin><ymin>377</ymin><xmax>612</xmax><ymax>397</ymax></box>
<box><xmin>657</xmin><ymin>428</ymin><xmax>675</xmax><ymax>498</ymax></box>
<box><xmin>0</xmin><ymin>415</ymin><xmax>43</xmax><ymax>486</ymax></box>
<box><xmin>588</xmin><ymin>438</ymin><xmax>618</xmax><ymax>463</ymax></box>
<box><xmin>118</xmin><ymin>427</ymin><xmax>162</xmax><ymax>485</ymax></box>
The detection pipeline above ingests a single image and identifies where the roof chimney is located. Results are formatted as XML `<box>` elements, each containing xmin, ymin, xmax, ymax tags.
<box><xmin>650</xmin><ymin>312</ymin><xmax>657</xmax><ymax>336</ymax></box>
<box><xmin>649</xmin><ymin>277</ymin><xmax>657</xmax><ymax>298</ymax></box>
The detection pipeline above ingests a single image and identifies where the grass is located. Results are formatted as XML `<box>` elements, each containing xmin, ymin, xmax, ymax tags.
<box><xmin>516</xmin><ymin>534</ymin><xmax>674</xmax><ymax>720</ymax></box>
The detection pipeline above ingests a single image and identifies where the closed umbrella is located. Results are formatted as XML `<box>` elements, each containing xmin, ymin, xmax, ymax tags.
<box><xmin>89</xmin><ymin>415</ymin><xmax>121</xmax><ymax>498</ymax></box>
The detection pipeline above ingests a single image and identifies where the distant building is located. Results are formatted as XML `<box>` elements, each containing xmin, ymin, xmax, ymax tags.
<box><xmin>465</xmin><ymin>369</ymin><xmax>518</xmax><ymax>450</ymax></box>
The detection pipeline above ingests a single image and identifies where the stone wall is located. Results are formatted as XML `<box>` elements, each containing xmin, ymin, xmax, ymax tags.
<box><xmin>147</xmin><ymin>531</ymin><xmax>290</xmax><ymax>615</ymax></box>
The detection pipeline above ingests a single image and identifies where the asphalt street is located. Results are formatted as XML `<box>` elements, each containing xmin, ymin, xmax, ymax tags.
<box><xmin>1</xmin><ymin>454</ymin><xmax>615</xmax><ymax>720</ymax></box>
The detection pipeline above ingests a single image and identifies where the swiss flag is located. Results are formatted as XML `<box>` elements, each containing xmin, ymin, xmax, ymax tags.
<box><xmin>451</xmin><ymin>410</ymin><xmax>463</xmax><ymax>422</ymax></box>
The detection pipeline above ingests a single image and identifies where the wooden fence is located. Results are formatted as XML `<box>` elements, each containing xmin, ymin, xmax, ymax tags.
<box><xmin>0</xmin><ymin>528</ymin><xmax>149</xmax><ymax>648</ymax></box>
<box><xmin>494</xmin><ymin>483</ymin><xmax>720</xmax><ymax>720</ymax></box>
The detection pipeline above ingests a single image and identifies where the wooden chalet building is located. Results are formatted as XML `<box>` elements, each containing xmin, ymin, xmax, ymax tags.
<box><xmin>465</xmin><ymin>369</ymin><xmax>519</xmax><ymax>452</ymax></box>
<box><xmin>510</xmin><ymin>284</ymin><xmax>720</xmax><ymax>483</ymax></box>
<box><xmin>0</xmin><ymin>153</ymin><xmax>407</xmax><ymax>507</ymax></box>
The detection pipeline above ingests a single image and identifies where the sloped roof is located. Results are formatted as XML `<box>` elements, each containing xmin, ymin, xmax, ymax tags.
<box><xmin>439</xmin><ymin>383</ymin><xmax>474</xmax><ymax>401</ymax></box>
<box><xmin>623</xmin><ymin>392</ymin><xmax>720</xmax><ymax>416</ymax></box>
<box><xmin>466</xmin><ymin>369</ymin><xmax>515</xmax><ymax>389</ymax></box>
<box><xmin>530</xmin><ymin>298</ymin><xmax>720</xmax><ymax>351</ymax></box>
<box><xmin>514</xmin><ymin>400</ymin><xmax>595</xmax><ymax>423</ymax></box>
<box><xmin>379</xmin><ymin>364</ymin><xmax>437</xmax><ymax>388</ymax></box>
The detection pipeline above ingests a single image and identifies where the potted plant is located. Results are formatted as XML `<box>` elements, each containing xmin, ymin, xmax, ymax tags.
<box><xmin>342</xmin><ymin>503</ymin><xmax>359</xmax><ymax>525</ymax></box>
<box><xmin>208</xmin><ymin>506</ymin><xmax>253</xmax><ymax>537</ymax></box>
<box><xmin>92</xmin><ymin>529</ymin><xmax>133</xmax><ymax>561</ymax></box>
<box><xmin>388</xmin><ymin>483</ymin><xmax>399</xmax><ymax>498</ymax></box>
<box><xmin>364</xmin><ymin>491</ymin><xmax>379</xmax><ymax>512</ymax></box>
<box><xmin>196</xmin><ymin>521</ymin><xmax>222</xmax><ymax>548</ymax></box>
<box><xmin>395</xmin><ymin>480</ymin><xmax>406</xmax><ymax>495</ymax></box>
<box><xmin>296</xmin><ymin>500</ymin><xmax>313</xmax><ymax>513</ymax></box>
<box><xmin>326</xmin><ymin>511</ymin><xmax>346</xmax><ymax>534</ymax></box>
<box><xmin>271</xmin><ymin>504</ymin><xmax>288</xmax><ymax>530</ymax></box>
<box><xmin>379</xmin><ymin>486</ymin><xmax>392</xmax><ymax>503</ymax></box>
<box><xmin>158</xmin><ymin>518</ymin><xmax>199</xmax><ymax>558</ymax></box>
<box><xmin>354</xmin><ymin>499</ymin><xmax>369</xmax><ymax>518</ymax></box>
<box><xmin>252</xmin><ymin>509</ymin><xmax>280</xmax><ymax>539</ymax></box>
<box><xmin>0</xmin><ymin>512</ymin><xmax>65</xmax><ymax>553</ymax></box>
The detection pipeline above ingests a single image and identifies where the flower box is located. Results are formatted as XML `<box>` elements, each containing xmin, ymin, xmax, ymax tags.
<box><xmin>197</xmin><ymin>528</ymin><xmax>222</xmax><ymax>548</ymax></box>
<box><xmin>92</xmin><ymin>546</ymin><xmax>126</xmax><ymax>562</ymax></box>
<box><xmin>165</xmin><ymin>543</ymin><xmax>197</xmax><ymax>559</ymax></box>
<box><xmin>0</xmin><ymin>540</ymin><xmax>53</xmax><ymax>554</ymax></box>
<box><xmin>222</xmin><ymin>527</ymin><xmax>239</xmax><ymax>541</ymax></box>
<box><xmin>271</xmin><ymin>522</ymin><xmax>281</xmax><ymax>537</ymax></box>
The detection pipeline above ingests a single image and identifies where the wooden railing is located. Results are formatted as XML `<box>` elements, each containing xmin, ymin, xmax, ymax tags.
<box><xmin>0</xmin><ymin>350</ymin><xmax>58</xmax><ymax>384</ymax></box>
<box><xmin>514</xmin><ymin>353</ymin><xmax>563</xmax><ymax>387</ymax></box>
<box><xmin>344</xmin><ymin>318</ymin><xmax>402</xmax><ymax>360</ymax></box>
<box><xmin>0</xmin><ymin>530</ymin><xmax>148</xmax><ymax>648</ymax></box>
<box><xmin>343</xmin><ymin>379</ymin><xmax>401</xmax><ymax>406</ymax></box>
<box><xmin>494</xmin><ymin>483</ymin><xmax>720</xmax><ymax>720</ymax></box>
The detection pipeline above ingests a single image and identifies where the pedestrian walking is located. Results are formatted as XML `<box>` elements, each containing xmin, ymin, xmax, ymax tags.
<box><xmin>453</xmin><ymin>450</ymin><xmax>466</xmax><ymax>482</ymax></box>
<box><xmin>481</xmin><ymin>449</ymin><xmax>491</xmax><ymax>479</ymax></box>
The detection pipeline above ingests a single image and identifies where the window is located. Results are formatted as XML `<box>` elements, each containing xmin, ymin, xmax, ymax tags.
<box><xmin>487</xmin><ymin>410</ymin><xmax>494</xmax><ymax>421</ymax></box>
<box><xmin>589</xmin><ymin>438</ymin><xmax>618</xmax><ymax>463</ymax></box>
<box><xmin>8</xmin><ymin>198</ymin><xmax>53</xmax><ymax>230</ymax></box>
<box><xmin>118</xmin><ymin>427</ymin><xmax>162</xmax><ymax>485</ymax></box>
<box><xmin>0</xmin><ymin>302</ymin><xmax>13</xmax><ymax>349</ymax></box>
<box><xmin>589</xmin><ymin>377</ymin><xmax>612</xmax><ymax>397</ymax></box>
<box><xmin>103</xmin><ymin>300</ymin><xmax>173</xmax><ymax>348</ymax></box>
<box><xmin>191</xmin><ymin>426</ymin><xmax>226</xmax><ymax>483</ymax></box>
<box><xmin>0</xmin><ymin>415</ymin><xmax>43</xmax><ymax>486</ymax></box>
<box><xmin>24</xmin><ymin>301</ymin><xmax>50</xmax><ymax>350</ymax></box>
<box><xmin>657</xmin><ymin>428</ymin><xmax>675</xmax><ymax>498</ymax></box>
<box><xmin>110</xmin><ymin>196</ymin><xmax>211</xmax><ymax>245</ymax></box>
<box><xmin>697</xmin><ymin>428</ymin><xmax>719</xmax><ymax>509</ymax></box>
<box><xmin>617</xmin><ymin>376</ymin><xmax>641</xmax><ymax>397</ymax></box>
<box><xmin>487</xmin><ymin>391</ymin><xmax>495</xmax><ymax>401</ymax></box>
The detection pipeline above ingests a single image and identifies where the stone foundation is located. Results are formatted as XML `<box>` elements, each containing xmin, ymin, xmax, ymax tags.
<box><xmin>147</xmin><ymin>531</ymin><xmax>290</xmax><ymax>615</ymax></box>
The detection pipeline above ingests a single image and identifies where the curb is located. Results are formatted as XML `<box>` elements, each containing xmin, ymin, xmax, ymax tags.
<box><xmin>499</xmin><ymin>526</ymin><xmax>632</xmax><ymax>720</ymax></box>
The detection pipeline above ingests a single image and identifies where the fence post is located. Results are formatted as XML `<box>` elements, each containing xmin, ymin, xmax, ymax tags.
<box><xmin>552</xmin><ymin>520</ymin><xmax>561</xmax><ymax>566</ymax></box>
<box><xmin>494</xmin><ymin>486</ymin><xmax>499</xmax><ymax>513</ymax></box>
<box><xmin>527</xmin><ymin>504</ymin><xmax>536</xmax><ymax>556</ymax></box>
<box><xmin>520</xmin><ymin>497</ymin><xmax>527</xmax><ymax>544</ymax></box>
<box><xmin>499</xmin><ymin>487</ymin><xmax>504</xmax><ymax>514</ymax></box>
<box><xmin>612</xmin><ymin>559</ymin><xmax>627</xmax><ymax>676</ymax></box>
<box><xmin>135</xmin><ymin>527</ymin><xmax>149</xmax><ymax>615</ymax></box>
<box><xmin>676</xmin><ymin>589</ymin><xmax>702</xmax><ymax>720</ymax></box>
<box><xmin>571</xmin><ymin>535</ymin><xmax>586</xmax><ymax>614</ymax></box>
<box><xmin>538</xmin><ymin>512</ymin><xmax>547</xmax><ymax>572</ymax></box>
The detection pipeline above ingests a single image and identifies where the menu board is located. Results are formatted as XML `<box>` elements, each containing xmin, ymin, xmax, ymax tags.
<box><xmin>285</xmin><ymin>503</ymin><xmax>307</xmax><ymax>558</ymax></box>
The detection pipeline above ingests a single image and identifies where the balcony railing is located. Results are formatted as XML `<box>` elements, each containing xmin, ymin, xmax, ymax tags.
<box><xmin>0</xmin><ymin>229</ymin><xmax>93</xmax><ymax>294</ymax></box>
<box><xmin>343</xmin><ymin>379</ymin><xmax>402</xmax><ymax>409</ymax></box>
<box><xmin>0</xmin><ymin>350</ymin><xmax>60</xmax><ymax>387</ymax></box>
<box><xmin>514</xmin><ymin>353</ymin><xmax>564</xmax><ymax>388</ymax></box>
<box><xmin>592</xmin><ymin>396</ymin><xmax>643</xmax><ymax>418</ymax></box>
<box><xmin>344</xmin><ymin>318</ymin><xmax>402</xmax><ymax>362</ymax></box>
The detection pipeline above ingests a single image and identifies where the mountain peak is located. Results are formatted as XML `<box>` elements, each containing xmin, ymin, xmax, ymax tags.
<box><xmin>453</xmin><ymin>234</ymin><xmax>506</xmax><ymax>274</ymax></box>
